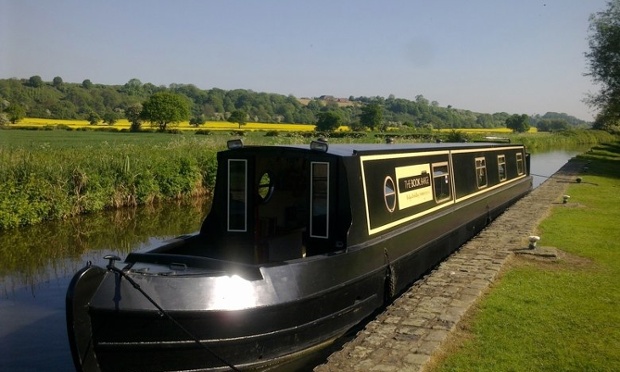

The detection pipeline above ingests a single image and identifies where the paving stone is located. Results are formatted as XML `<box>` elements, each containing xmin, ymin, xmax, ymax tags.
<box><xmin>404</xmin><ymin>353</ymin><xmax>430</xmax><ymax>366</ymax></box>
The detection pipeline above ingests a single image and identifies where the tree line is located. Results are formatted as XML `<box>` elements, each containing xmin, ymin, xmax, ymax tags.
<box><xmin>0</xmin><ymin>76</ymin><xmax>590</xmax><ymax>132</ymax></box>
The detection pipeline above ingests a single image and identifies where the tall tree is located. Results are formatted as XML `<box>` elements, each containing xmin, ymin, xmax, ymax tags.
<box><xmin>4</xmin><ymin>103</ymin><xmax>26</xmax><ymax>123</ymax></box>
<box><xmin>52</xmin><ymin>76</ymin><xmax>64</xmax><ymax>89</ymax></box>
<box><xmin>315</xmin><ymin>111</ymin><xmax>343</xmax><ymax>132</ymax></box>
<box><xmin>586</xmin><ymin>0</ymin><xmax>620</xmax><ymax>131</ymax></box>
<box><xmin>359</xmin><ymin>103</ymin><xmax>383</xmax><ymax>130</ymax></box>
<box><xmin>125</xmin><ymin>103</ymin><xmax>143</xmax><ymax>132</ymax></box>
<box><xmin>228</xmin><ymin>109</ymin><xmax>247</xmax><ymax>129</ymax></box>
<box><xmin>28</xmin><ymin>75</ymin><xmax>43</xmax><ymax>88</ymax></box>
<box><xmin>505</xmin><ymin>114</ymin><xmax>530</xmax><ymax>133</ymax></box>
<box><xmin>140</xmin><ymin>92</ymin><xmax>191</xmax><ymax>131</ymax></box>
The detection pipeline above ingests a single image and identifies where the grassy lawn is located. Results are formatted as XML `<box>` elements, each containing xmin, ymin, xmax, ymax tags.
<box><xmin>429</xmin><ymin>142</ymin><xmax>620</xmax><ymax>371</ymax></box>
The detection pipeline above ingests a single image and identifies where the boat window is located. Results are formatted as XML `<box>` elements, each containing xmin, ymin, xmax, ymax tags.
<box><xmin>257</xmin><ymin>172</ymin><xmax>274</xmax><ymax>203</ymax></box>
<box><xmin>498</xmin><ymin>155</ymin><xmax>507</xmax><ymax>182</ymax></box>
<box><xmin>516</xmin><ymin>153</ymin><xmax>524</xmax><ymax>175</ymax></box>
<box><xmin>228</xmin><ymin>159</ymin><xmax>247</xmax><ymax>232</ymax></box>
<box><xmin>432</xmin><ymin>163</ymin><xmax>451</xmax><ymax>202</ymax></box>
<box><xmin>384</xmin><ymin>176</ymin><xmax>397</xmax><ymax>212</ymax></box>
<box><xmin>310</xmin><ymin>162</ymin><xmax>329</xmax><ymax>238</ymax></box>
<box><xmin>475</xmin><ymin>157</ymin><xmax>487</xmax><ymax>189</ymax></box>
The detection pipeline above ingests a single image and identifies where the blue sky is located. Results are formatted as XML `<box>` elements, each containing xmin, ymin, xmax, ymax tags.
<box><xmin>0</xmin><ymin>0</ymin><xmax>609</xmax><ymax>121</ymax></box>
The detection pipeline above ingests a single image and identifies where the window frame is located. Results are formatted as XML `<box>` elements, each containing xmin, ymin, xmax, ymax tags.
<box><xmin>431</xmin><ymin>162</ymin><xmax>452</xmax><ymax>203</ymax></box>
<box><xmin>310</xmin><ymin>161</ymin><xmax>329</xmax><ymax>239</ymax></box>
<box><xmin>498</xmin><ymin>154</ymin><xmax>507</xmax><ymax>182</ymax></box>
<box><xmin>516</xmin><ymin>153</ymin><xmax>524</xmax><ymax>175</ymax></box>
<box><xmin>227</xmin><ymin>159</ymin><xmax>248</xmax><ymax>232</ymax></box>
<box><xmin>475</xmin><ymin>157</ymin><xmax>488</xmax><ymax>189</ymax></box>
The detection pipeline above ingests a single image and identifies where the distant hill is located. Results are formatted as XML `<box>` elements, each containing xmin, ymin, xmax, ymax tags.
<box><xmin>0</xmin><ymin>76</ymin><xmax>591</xmax><ymax>130</ymax></box>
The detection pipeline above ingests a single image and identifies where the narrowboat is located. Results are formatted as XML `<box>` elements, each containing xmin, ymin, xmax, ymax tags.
<box><xmin>66</xmin><ymin>139</ymin><xmax>532</xmax><ymax>371</ymax></box>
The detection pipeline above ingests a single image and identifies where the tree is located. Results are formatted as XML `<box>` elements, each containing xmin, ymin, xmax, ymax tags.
<box><xmin>53</xmin><ymin>76</ymin><xmax>64</xmax><ymax>89</ymax></box>
<box><xmin>88</xmin><ymin>112</ymin><xmax>101</xmax><ymax>125</ymax></box>
<box><xmin>0</xmin><ymin>112</ymin><xmax>9</xmax><ymax>126</ymax></box>
<box><xmin>4</xmin><ymin>103</ymin><xmax>26</xmax><ymax>123</ymax></box>
<box><xmin>28</xmin><ymin>75</ymin><xmax>43</xmax><ymax>88</ymax></box>
<box><xmin>315</xmin><ymin>111</ymin><xmax>343</xmax><ymax>132</ymax></box>
<box><xmin>189</xmin><ymin>115</ymin><xmax>206</xmax><ymax>127</ymax></box>
<box><xmin>121</xmin><ymin>78</ymin><xmax>143</xmax><ymax>96</ymax></box>
<box><xmin>359</xmin><ymin>103</ymin><xmax>383</xmax><ymax>130</ymax></box>
<box><xmin>536</xmin><ymin>119</ymin><xmax>570</xmax><ymax>132</ymax></box>
<box><xmin>125</xmin><ymin>103</ymin><xmax>143</xmax><ymax>132</ymax></box>
<box><xmin>102</xmin><ymin>112</ymin><xmax>118</xmax><ymax>126</ymax></box>
<box><xmin>82</xmin><ymin>79</ymin><xmax>93</xmax><ymax>89</ymax></box>
<box><xmin>228</xmin><ymin>110</ymin><xmax>247</xmax><ymax>129</ymax></box>
<box><xmin>505</xmin><ymin>114</ymin><xmax>530</xmax><ymax>133</ymax></box>
<box><xmin>140</xmin><ymin>92</ymin><xmax>191</xmax><ymax>131</ymax></box>
<box><xmin>586</xmin><ymin>0</ymin><xmax>620</xmax><ymax>130</ymax></box>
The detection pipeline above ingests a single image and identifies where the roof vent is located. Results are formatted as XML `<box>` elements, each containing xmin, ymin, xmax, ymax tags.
<box><xmin>227</xmin><ymin>139</ymin><xmax>244</xmax><ymax>149</ymax></box>
<box><xmin>310</xmin><ymin>139</ymin><xmax>328</xmax><ymax>152</ymax></box>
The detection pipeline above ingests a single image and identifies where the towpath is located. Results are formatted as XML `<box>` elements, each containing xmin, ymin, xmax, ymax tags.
<box><xmin>315</xmin><ymin>160</ymin><xmax>583</xmax><ymax>372</ymax></box>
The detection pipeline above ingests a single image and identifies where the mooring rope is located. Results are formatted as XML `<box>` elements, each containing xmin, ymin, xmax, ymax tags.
<box><xmin>530</xmin><ymin>173</ymin><xmax>552</xmax><ymax>179</ymax></box>
<box><xmin>106</xmin><ymin>264</ymin><xmax>240</xmax><ymax>371</ymax></box>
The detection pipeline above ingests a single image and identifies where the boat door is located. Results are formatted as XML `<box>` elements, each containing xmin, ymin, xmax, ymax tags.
<box><xmin>252</xmin><ymin>151</ymin><xmax>341</xmax><ymax>261</ymax></box>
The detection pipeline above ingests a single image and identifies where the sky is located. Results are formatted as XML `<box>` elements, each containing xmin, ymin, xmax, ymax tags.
<box><xmin>0</xmin><ymin>0</ymin><xmax>611</xmax><ymax>121</ymax></box>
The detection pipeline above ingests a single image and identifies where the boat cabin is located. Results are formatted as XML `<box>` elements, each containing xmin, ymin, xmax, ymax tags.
<box><xmin>197</xmin><ymin>139</ymin><xmax>530</xmax><ymax>265</ymax></box>
<box><xmin>199</xmin><ymin>140</ymin><xmax>352</xmax><ymax>263</ymax></box>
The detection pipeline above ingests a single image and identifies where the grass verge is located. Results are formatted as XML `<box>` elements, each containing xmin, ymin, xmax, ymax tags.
<box><xmin>428</xmin><ymin>142</ymin><xmax>620</xmax><ymax>371</ymax></box>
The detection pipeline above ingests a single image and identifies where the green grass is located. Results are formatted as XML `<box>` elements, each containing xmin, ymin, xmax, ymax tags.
<box><xmin>430</xmin><ymin>142</ymin><xmax>620</xmax><ymax>371</ymax></box>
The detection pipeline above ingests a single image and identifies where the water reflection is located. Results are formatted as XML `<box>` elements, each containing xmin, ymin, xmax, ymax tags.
<box><xmin>0</xmin><ymin>198</ymin><xmax>211</xmax><ymax>295</ymax></box>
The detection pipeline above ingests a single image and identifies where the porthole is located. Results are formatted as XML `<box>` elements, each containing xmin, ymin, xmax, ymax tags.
<box><xmin>257</xmin><ymin>172</ymin><xmax>274</xmax><ymax>203</ymax></box>
<box><xmin>384</xmin><ymin>176</ymin><xmax>396</xmax><ymax>213</ymax></box>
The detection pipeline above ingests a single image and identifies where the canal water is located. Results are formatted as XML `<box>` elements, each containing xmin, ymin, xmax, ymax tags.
<box><xmin>0</xmin><ymin>148</ymin><xmax>588</xmax><ymax>371</ymax></box>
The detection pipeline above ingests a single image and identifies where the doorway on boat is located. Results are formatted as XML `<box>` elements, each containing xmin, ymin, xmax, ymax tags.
<box><xmin>252</xmin><ymin>154</ymin><xmax>341</xmax><ymax>262</ymax></box>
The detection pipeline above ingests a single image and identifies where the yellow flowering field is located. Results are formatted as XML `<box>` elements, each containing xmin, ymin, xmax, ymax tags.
<box><xmin>16</xmin><ymin>118</ymin><xmax>317</xmax><ymax>132</ymax></box>
<box><xmin>437</xmin><ymin>127</ymin><xmax>538</xmax><ymax>133</ymax></box>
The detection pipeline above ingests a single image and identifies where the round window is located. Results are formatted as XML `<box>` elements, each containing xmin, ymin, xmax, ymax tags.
<box><xmin>257</xmin><ymin>172</ymin><xmax>274</xmax><ymax>203</ymax></box>
<box><xmin>384</xmin><ymin>176</ymin><xmax>396</xmax><ymax>212</ymax></box>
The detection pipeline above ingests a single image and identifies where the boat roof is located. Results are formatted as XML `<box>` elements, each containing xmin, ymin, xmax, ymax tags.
<box><xmin>232</xmin><ymin>141</ymin><xmax>523</xmax><ymax>158</ymax></box>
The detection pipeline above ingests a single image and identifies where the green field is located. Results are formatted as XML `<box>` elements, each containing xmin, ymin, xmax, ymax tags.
<box><xmin>429</xmin><ymin>142</ymin><xmax>620</xmax><ymax>371</ymax></box>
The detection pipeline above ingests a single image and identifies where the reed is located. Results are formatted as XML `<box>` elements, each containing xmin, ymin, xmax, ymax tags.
<box><xmin>0</xmin><ymin>132</ymin><xmax>223</xmax><ymax>228</ymax></box>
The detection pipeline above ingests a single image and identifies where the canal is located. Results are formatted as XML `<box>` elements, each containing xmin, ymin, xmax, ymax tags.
<box><xmin>0</xmin><ymin>147</ymin><xmax>588</xmax><ymax>371</ymax></box>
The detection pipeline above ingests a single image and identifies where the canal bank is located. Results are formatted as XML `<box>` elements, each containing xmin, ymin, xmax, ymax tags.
<box><xmin>315</xmin><ymin>159</ymin><xmax>584</xmax><ymax>372</ymax></box>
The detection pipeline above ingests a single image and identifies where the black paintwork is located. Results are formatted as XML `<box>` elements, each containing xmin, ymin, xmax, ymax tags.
<box><xmin>66</xmin><ymin>142</ymin><xmax>532</xmax><ymax>371</ymax></box>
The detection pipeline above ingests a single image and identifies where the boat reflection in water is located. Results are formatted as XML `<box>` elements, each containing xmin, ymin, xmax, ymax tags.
<box><xmin>67</xmin><ymin>139</ymin><xmax>532</xmax><ymax>371</ymax></box>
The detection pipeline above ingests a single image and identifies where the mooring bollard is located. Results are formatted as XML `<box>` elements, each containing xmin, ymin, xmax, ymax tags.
<box><xmin>528</xmin><ymin>235</ymin><xmax>540</xmax><ymax>249</ymax></box>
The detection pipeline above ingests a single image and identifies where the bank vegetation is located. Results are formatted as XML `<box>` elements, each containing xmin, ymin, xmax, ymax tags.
<box><xmin>0</xmin><ymin>128</ymin><xmax>616</xmax><ymax>230</ymax></box>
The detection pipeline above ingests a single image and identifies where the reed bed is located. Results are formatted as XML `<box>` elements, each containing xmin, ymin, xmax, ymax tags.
<box><xmin>0</xmin><ymin>133</ymin><xmax>223</xmax><ymax>229</ymax></box>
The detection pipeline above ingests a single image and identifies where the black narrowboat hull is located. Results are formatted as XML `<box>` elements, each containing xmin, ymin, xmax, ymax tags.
<box><xmin>67</xmin><ymin>142</ymin><xmax>532</xmax><ymax>371</ymax></box>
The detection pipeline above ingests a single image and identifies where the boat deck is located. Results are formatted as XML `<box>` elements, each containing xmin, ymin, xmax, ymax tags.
<box><xmin>315</xmin><ymin>160</ymin><xmax>583</xmax><ymax>372</ymax></box>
